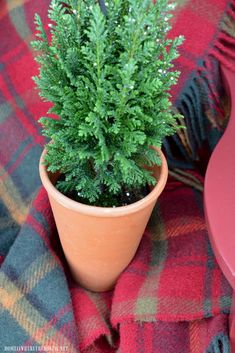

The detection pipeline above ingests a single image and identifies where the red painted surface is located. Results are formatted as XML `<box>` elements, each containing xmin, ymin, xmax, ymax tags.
<box><xmin>204</xmin><ymin>65</ymin><xmax>235</xmax><ymax>350</ymax></box>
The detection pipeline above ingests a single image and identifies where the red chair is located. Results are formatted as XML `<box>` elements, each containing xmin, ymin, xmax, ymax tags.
<box><xmin>204</xmin><ymin>65</ymin><xmax>235</xmax><ymax>352</ymax></box>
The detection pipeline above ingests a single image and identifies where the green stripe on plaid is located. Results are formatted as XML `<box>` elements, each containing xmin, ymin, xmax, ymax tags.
<box><xmin>0</xmin><ymin>102</ymin><xmax>13</xmax><ymax>123</ymax></box>
<box><xmin>0</xmin><ymin>193</ymin><xmax>79</xmax><ymax>349</ymax></box>
<box><xmin>1</xmin><ymin>0</ymin><xmax>235</xmax><ymax>351</ymax></box>
<box><xmin>8</xmin><ymin>4</ymin><xmax>31</xmax><ymax>41</ymax></box>
<box><xmin>135</xmin><ymin>234</ymin><xmax>168</xmax><ymax>318</ymax></box>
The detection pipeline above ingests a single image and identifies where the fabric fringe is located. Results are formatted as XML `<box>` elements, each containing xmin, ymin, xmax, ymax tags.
<box><xmin>168</xmin><ymin>168</ymin><xmax>204</xmax><ymax>192</ymax></box>
<box><xmin>206</xmin><ymin>334</ymin><xmax>231</xmax><ymax>353</ymax></box>
<box><xmin>164</xmin><ymin>0</ymin><xmax>235</xmax><ymax>179</ymax></box>
<box><xmin>212</xmin><ymin>1</ymin><xmax>235</xmax><ymax>72</ymax></box>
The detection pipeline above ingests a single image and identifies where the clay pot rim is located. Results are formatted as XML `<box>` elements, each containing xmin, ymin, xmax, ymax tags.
<box><xmin>39</xmin><ymin>146</ymin><xmax>168</xmax><ymax>217</ymax></box>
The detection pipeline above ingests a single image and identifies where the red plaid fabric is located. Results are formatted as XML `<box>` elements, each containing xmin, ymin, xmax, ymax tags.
<box><xmin>118</xmin><ymin>315</ymin><xmax>230</xmax><ymax>353</ymax></box>
<box><xmin>70</xmin><ymin>183</ymin><xmax>231</xmax><ymax>351</ymax></box>
<box><xmin>0</xmin><ymin>0</ymin><xmax>235</xmax><ymax>352</ymax></box>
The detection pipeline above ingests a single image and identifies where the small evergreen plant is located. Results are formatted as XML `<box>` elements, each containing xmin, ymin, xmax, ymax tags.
<box><xmin>32</xmin><ymin>0</ymin><xmax>184</xmax><ymax>207</ymax></box>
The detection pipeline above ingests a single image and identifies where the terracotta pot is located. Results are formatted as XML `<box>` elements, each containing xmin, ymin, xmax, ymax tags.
<box><xmin>39</xmin><ymin>147</ymin><xmax>168</xmax><ymax>292</ymax></box>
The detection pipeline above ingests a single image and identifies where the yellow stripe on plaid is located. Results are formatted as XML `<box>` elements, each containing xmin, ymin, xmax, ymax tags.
<box><xmin>6</xmin><ymin>0</ymin><xmax>31</xmax><ymax>12</ymax></box>
<box><xmin>0</xmin><ymin>167</ymin><xmax>29</xmax><ymax>225</ymax></box>
<box><xmin>135</xmin><ymin>210</ymin><xmax>167</xmax><ymax>318</ymax></box>
<box><xmin>17</xmin><ymin>252</ymin><xmax>58</xmax><ymax>294</ymax></box>
<box><xmin>6</xmin><ymin>0</ymin><xmax>33</xmax><ymax>47</ymax></box>
<box><xmin>189</xmin><ymin>320</ymin><xmax>202</xmax><ymax>353</ymax></box>
<box><xmin>0</xmin><ymin>251</ymin><xmax>56</xmax><ymax>307</ymax></box>
<box><xmin>165</xmin><ymin>216</ymin><xmax>206</xmax><ymax>238</ymax></box>
<box><xmin>0</xmin><ymin>270</ymin><xmax>77</xmax><ymax>352</ymax></box>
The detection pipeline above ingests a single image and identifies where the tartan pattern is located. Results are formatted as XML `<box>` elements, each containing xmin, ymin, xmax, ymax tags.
<box><xmin>0</xmin><ymin>0</ymin><xmax>235</xmax><ymax>352</ymax></box>
<box><xmin>118</xmin><ymin>315</ymin><xmax>230</xmax><ymax>353</ymax></box>
<box><xmin>0</xmin><ymin>0</ymin><xmax>49</xmax><ymax>259</ymax></box>
<box><xmin>70</xmin><ymin>184</ymin><xmax>232</xmax><ymax>351</ymax></box>
<box><xmin>166</xmin><ymin>0</ymin><xmax>235</xmax><ymax>171</ymax></box>
<box><xmin>0</xmin><ymin>187</ymin><xmax>231</xmax><ymax>352</ymax></box>
<box><xmin>0</xmin><ymin>189</ymin><xmax>78</xmax><ymax>351</ymax></box>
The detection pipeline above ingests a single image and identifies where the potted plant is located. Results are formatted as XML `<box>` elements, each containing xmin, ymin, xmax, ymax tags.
<box><xmin>32</xmin><ymin>0</ymin><xmax>183</xmax><ymax>292</ymax></box>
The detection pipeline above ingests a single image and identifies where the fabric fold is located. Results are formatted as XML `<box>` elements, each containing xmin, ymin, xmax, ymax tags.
<box><xmin>1</xmin><ymin>0</ymin><xmax>235</xmax><ymax>352</ymax></box>
<box><xmin>118</xmin><ymin>315</ymin><xmax>230</xmax><ymax>353</ymax></box>
<box><xmin>165</xmin><ymin>0</ymin><xmax>235</xmax><ymax>173</ymax></box>
<box><xmin>0</xmin><ymin>189</ymin><xmax>79</xmax><ymax>352</ymax></box>
<box><xmin>69</xmin><ymin>179</ymin><xmax>232</xmax><ymax>352</ymax></box>
<box><xmin>6</xmin><ymin>181</ymin><xmax>230</xmax><ymax>352</ymax></box>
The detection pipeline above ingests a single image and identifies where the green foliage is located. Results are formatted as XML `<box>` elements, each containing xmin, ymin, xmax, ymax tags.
<box><xmin>32</xmin><ymin>0</ymin><xmax>184</xmax><ymax>206</ymax></box>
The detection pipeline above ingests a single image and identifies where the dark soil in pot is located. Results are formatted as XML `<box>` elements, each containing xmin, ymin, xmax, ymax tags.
<box><xmin>56</xmin><ymin>174</ymin><xmax>150</xmax><ymax>208</ymax></box>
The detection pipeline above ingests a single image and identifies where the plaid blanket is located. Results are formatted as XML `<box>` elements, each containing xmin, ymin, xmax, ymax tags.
<box><xmin>0</xmin><ymin>0</ymin><xmax>235</xmax><ymax>352</ymax></box>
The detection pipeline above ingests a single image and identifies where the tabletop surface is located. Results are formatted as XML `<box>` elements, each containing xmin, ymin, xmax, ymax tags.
<box><xmin>205</xmin><ymin>65</ymin><xmax>235</xmax><ymax>289</ymax></box>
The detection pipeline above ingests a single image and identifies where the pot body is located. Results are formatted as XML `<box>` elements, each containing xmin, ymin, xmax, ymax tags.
<box><xmin>39</xmin><ymin>147</ymin><xmax>168</xmax><ymax>292</ymax></box>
